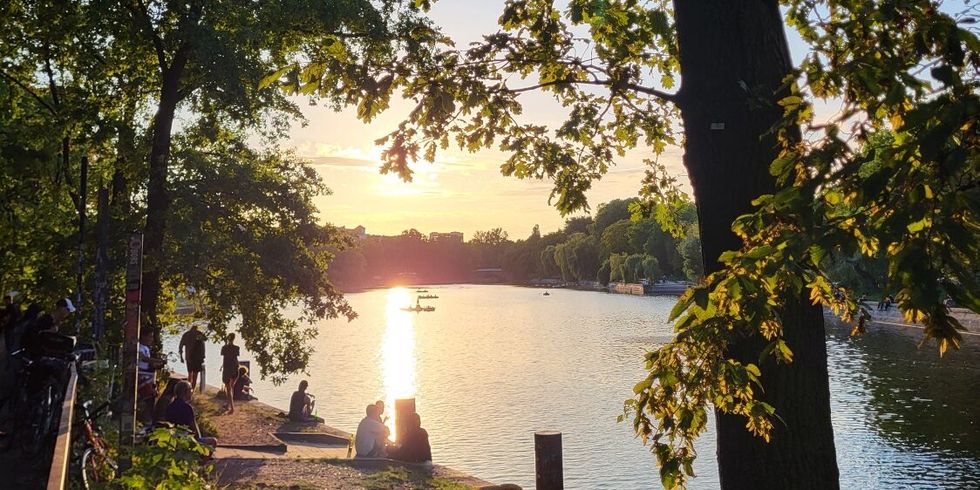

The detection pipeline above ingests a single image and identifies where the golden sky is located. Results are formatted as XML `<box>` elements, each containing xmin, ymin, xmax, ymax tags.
<box><xmin>285</xmin><ymin>0</ymin><xmax>842</xmax><ymax>239</ymax></box>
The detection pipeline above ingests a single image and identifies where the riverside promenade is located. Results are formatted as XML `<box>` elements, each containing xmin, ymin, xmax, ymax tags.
<box><xmin>861</xmin><ymin>305</ymin><xmax>980</xmax><ymax>336</ymax></box>
<box><xmin>183</xmin><ymin>380</ymin><xmax>505</xmax><ymax>489</ymax></box>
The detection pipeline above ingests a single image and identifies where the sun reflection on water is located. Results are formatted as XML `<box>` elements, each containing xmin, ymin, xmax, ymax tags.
<box><xmin>381</xmin><ymin>287</ymin><xmax>417</xmax><ymax>440</ymax></box>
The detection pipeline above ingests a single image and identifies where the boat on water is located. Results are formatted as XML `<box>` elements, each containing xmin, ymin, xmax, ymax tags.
<box><xmin>543</xmin><ymin>292</ymin><xmax>550</xmax><ymax>296</ymax></box>
<box><xmin>400</xmin><ymin>305</ymin><xmax>435</xmax><ymax>312</ymax></box>
<box><xmin>418</xmin><ymin>294</ymin><xmax>439</xmax><ymax>299</ymax></box>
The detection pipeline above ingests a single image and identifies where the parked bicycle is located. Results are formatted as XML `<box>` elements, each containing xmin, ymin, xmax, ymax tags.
<box><xmin>6</xmin><ymin>335</ymin><xmax>75</xmax><ymax>455</ymax></box>
<box><xmin>73</xmin><ymin>399</ymin><xmax>117</xmax><ymax>489</ymax></box>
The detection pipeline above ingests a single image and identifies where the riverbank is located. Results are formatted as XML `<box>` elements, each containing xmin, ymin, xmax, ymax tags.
<box><xmin>857</xmin><ymin>304</ymin><xmax>980</xmax><ymax>336</ymax></box>
<box><xmin>183</xmin><ymin>380</ymin><xmax>502</xmax><ymax>489</ymax></box>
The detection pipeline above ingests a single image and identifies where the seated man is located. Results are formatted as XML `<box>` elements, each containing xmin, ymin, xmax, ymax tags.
<box><xmin>389</xmin><ymin>413</ymin><xmax>432</xmax><ymax>463</ymax></box>
<box><xmin>354</xmin><ymin>404</ymin><xmax>388</xmax><ymax>458</ymax></box>
<box><xmin>288</xmin><ymin>380</ymin><xmax>316</xmax><ymax>421</ymax></box>
<box><xmin>233</xmin><ymin>365</ymin><xmax>253</xmax><ymax>400</ymax></box>
<box><xmin>165</xmin><ymin>380</ymin><xmax>217</xmax><ymax>449</ymax></box>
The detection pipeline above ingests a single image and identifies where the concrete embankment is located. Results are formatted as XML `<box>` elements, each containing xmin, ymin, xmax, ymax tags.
<box><xmin>858</xmin><ymin>305</ymin><xmax>980</xmax><ymax>336</ymax></box>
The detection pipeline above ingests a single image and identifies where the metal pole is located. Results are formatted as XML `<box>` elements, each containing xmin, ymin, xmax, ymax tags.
<box><xmin>119</xmin><ymin>232</ymin><xmax>143</xmax><ymax>471</ymax></box>
<box><xmin>535</xmin><ymin>431</ymin><xmax>563</xmax><ymax>490</ymax></box>
<box><xmin>74</xmin><ymin>156</ymin><xmax>88</xmax><ymax>335</ymax></box>
<box><xmin>92</xmin><ymin>182</ymin><xmax>109</xmax><ymax>341</ymax></box>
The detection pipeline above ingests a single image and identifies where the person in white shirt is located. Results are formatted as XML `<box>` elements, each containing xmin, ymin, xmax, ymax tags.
<box><xmin>354</xmin><ymin>404</ymin><xmax>388</xmax><ymax>458</ymax></box>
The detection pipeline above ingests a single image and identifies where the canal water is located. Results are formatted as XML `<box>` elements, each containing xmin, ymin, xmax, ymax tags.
<box><xmin>163</xmin><ymin>285</ymin><xmax>980</xmax><ymax>489</ymax></box>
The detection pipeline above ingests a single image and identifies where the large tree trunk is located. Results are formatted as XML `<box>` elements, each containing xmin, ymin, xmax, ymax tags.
<box><xmin>142</xmin><ymin>62</ymin><xmax>185</xmax><ymax>345</ymax></box>
<box><xmin>672</xmin><ymin>1</ymin><xmax>839</xmax><ymax>488</ymax></box>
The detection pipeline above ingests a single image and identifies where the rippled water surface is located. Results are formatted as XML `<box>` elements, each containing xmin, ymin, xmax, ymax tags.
<box><xmin>163</xmin><ymin>285</ymin><xmax>980</xmax><ymax>489</ymax></box>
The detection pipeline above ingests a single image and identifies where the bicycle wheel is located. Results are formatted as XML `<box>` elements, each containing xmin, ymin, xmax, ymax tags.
<box><xmin>18</xmin><ymin>384</ymin><xmax>53</xmax><ymax>454</ymax></box>
<box><xmin>81</xmin><ymin>447</ymin><xmax>117</xmax><ymax>489</ymax></box>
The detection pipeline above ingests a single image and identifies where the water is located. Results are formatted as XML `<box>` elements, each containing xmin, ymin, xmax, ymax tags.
<box><xmin>162</xmin><ymin>285</ymin><xmax>980</xmax><ymax>489</ymax></box>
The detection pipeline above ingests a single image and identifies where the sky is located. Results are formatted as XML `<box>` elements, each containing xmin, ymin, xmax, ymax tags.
<box><xmin>287</xmin><ymin>1</ymin><xmax>815</xmax><ymax>239</ymax></box>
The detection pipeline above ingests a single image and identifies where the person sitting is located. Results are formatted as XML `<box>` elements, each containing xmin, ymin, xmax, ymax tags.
<box><xmin>389</xmin><ymin>413</ymin><xmax>432</xmax><ymax>464</ymax></box>
<box><xmin>374</xmin><ymin>400</ymin><xmax>391</xmax><ymax>440</ymax></box>
<box><xmin>354</xmin><ymin>404</ymin><xmax>388</xmax><ymax>458</ymax></box>
<box><xmin>153</xmin><ymin>378</ymin><xmax>180</xmax><ymax>425</ymax></box>
<box><xmin>288</xmin><ymin>380</ymin><xmax>316</xmax><ymax>422</ymax></box>
<box><xmin>165</xmin><ymin>380</ymin><xmax>217</xmax><ymax>449</ymax></box>
<box><xmin>233</xmin><ymin>365</ymin><xmax>253</xmax><ymax>400</ymax></box>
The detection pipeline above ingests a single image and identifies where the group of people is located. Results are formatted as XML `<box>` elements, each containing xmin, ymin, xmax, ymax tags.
<box><xmin>354</xmin><ymin>400</ymin><xmax>432</xmax><ymax>464</ymax></box>
<box><xmin>177</xmin><ymin>327</ymin><xmax>254</xmax><ymax>411</ymax></box>
<box><xmin>1</xmin><ymin>293</ymin><xmax>76</xmax><ymax>360</ymax></box>
<box><xmin>876</xmin><ymin>295</ymin><xmax>895</xmax><ymax>311</ymax></box>
<box><xmin>3</xmin><ymin>294</ymin><xmax>435</xmax><ymax>464</ymax></box>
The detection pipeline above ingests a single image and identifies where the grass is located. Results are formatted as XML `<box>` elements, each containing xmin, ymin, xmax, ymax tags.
<box><xmin>359</xmin><ymin>466</ymin><xmax>473</xmax><ymax>490</ymax></box>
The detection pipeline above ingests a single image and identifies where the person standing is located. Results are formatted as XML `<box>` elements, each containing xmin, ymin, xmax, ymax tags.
<box><xmin>179</xmin><ymin>324</ymin><xmax>206</xmax><ymax>390</ymax></box>
<box><xmin>220</xmin><ymin>333</ymin><xmax>240</xmax><ymax>414</ymax></box>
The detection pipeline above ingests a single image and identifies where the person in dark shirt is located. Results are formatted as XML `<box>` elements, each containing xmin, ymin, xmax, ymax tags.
<box><xmin>288</xmin><ymin>380</ymin><xmax>316</xmax><ymax>422</ymax></box>
<box><xmin>153</xmin><ymin>378</ymin><xmax>179</xmax><ymax>425</ymax></box>
<box><xmin>179</xmin><ymin>325</ymin><xmax>206</xmax><ymax>390</ymax></box>
<box><xmin>165</xmin><ymin>380</ymin><xmax>217</xmax><ymax>448</ymax></box>
<box><xmin>219</xmin><ymin>333</ymin><xmax>240</xmax><ymax>414</ymax></box>
<box><xmin>233</xmin><ymin>365</ymin><xmax>253</xmax><ymax>400</ymax></box>
<box><xmin>389</xmin><ymin>413</ymin><xmax>432</xmax><ymax>463</ymax></box>
<box><xmin>22</xmin><ymin>298</ymin><xmax>75</xmax><ymax>357</ymax></box>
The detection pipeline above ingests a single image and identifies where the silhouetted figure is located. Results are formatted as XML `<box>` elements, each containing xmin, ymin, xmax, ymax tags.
<box><xmin>288</xmin><ymin>380</ymin><xmax>316</xmax><ymax>421</ymax></box>
<box><xmin>220</xmin><ymin>334</ymin><xmax>240</xmax><ymax>414</ymax></box>
<box><xmin>389</xmin><ymin>412</ymin><xmax>432</xmax><ymax>463</ymax></box>
<box><xmin>179</xmin><ymin>324</ymin><xmax>206</xmax><ymax>390</ymax></box>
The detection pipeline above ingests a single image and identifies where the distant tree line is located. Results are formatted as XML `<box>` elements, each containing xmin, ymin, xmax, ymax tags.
<box><xmin>327</xmin><ymin>198</ymin><xmax>705</xmax><ymax>290</ymax></box>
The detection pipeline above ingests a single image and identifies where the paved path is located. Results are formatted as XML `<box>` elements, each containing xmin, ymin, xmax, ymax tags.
<box><xmin>215</xmin><ymin>442</ymin><xmax>350</xmax><ymax>460</ymax></box>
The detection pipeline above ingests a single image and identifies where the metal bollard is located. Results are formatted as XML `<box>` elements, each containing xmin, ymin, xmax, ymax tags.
<box><xmin>394</xmin><ymin>398</ymin><xmax>416</xmax><ymax>441</ymax></box>
<box><xmin>535</xmin><ymin>431</ymin><xmax>563</xmax><ymax>489</ymax></box>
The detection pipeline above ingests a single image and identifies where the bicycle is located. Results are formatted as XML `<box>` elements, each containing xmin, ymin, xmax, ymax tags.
<box><xmin>73</xmin><ymin>399</ymin><xmax>117</xmax><ymax>489</ymax></box>
<box><xmin>6</xmin><ymin>347</ymin><xmax>73</xmax><ymax>455</ymax></box>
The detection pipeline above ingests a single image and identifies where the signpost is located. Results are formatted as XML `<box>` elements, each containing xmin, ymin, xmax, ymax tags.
<box><xmin>119</xmin><ymin>232</ymin><xmax>143</xmax><ymax>469</ymax></box>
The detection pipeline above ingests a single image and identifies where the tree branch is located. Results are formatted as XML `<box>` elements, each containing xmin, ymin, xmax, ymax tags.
<box><xmin>0</xmin><ymin>69</ymin><xmax>56</xmax><ymax>114</ymax></box>
<box><xmin>508</xmin><ymin>78</ymin><xmax>677</xmax><ymax>103</ymax></box>
<box><xmin>128</xmin><ymin>0</ymin><xmax>168</xmax><ymax>71</ymax></box>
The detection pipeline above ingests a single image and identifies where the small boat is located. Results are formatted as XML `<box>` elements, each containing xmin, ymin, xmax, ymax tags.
<box><xmin>400</xmin><ymin>305</ymin><xmax>435</xmax><ymax>312</ymax></box>
<box><xmin>418</xmin><ymin>294</ymin><xmax>439</xmax><ymax>299</ymax></box>
<box><xmin>543</xmin><ymin>292</ymin><xmax>550</xmax><ymax>296</ymax></box>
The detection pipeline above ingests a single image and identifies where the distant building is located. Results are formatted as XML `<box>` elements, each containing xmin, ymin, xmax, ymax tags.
<box><xmin>341</xmin><ymin>225</ymin><xmax>367</xmax><ymax>240</ymax></box>
<box><xmin>429</xmin><ymin>231</ymin><xmax>463</xmax><ymax>243</ymax></box>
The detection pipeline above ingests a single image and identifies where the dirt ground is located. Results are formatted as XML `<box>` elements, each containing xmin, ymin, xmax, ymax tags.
<box><xmin>188</xmin><ymin>385</ymin><xmax>503</xmax><ymax>489</ymax></box>
<box><xmin>191</xmin><ymin>385</ymin><xmax>350</xmax><ymax>447</ymax></box>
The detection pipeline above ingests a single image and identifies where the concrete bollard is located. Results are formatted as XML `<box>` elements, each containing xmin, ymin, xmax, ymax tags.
<box><xmin>394</xmin><ymin>398</ymin><xmax>416</xmax><ymax>441</ymax></box>
<box><xmin>534</xmin><ymin>431</ymin><xmax>563</xmax><ymax>490</ymax></box>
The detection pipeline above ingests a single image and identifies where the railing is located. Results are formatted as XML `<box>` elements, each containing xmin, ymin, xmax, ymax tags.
<box><xmin>46</xmin><ymin>363</ymin><xmax>78</xmax><ymax>490</ymax></box>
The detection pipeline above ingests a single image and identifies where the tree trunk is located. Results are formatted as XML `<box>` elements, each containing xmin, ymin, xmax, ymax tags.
<box><xmin>672</xmin><ymin>1</ymin><xmax>839</xmax><ymax>488</ymax></box>
<box><xmin>142</xmin><ymin>62</ymin><xmax>185</xmax><ymax>345</ymax></box>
